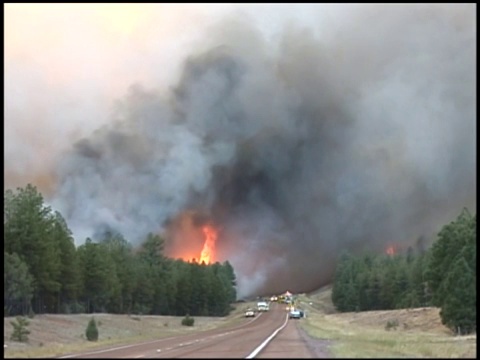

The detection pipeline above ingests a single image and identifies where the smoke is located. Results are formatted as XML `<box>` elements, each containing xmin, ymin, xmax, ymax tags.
<box><xmin>7</xmin><ymin>4</ymin><xmax>476</xmax><ymax>298</ymax></box>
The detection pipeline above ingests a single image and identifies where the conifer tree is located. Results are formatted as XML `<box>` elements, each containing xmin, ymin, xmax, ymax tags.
<box><xmin>439</xmin><ymin>256</ymin><xmax>476</xmax><ymax>334</ymax></box>
<box><xmin>85</xmin><ymin>317</ymin><xmax>99</xmax><ymax>341</ymax></box>
<box><xmin>10</xmin><ymin>316</ymin><xmax>30</xmax><ymax>342</ymax></box>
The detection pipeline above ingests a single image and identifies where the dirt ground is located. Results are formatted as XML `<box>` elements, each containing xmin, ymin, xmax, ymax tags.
<box><xmin>302</xmin><ymin>286</ymin><xmax>465</xmax><ymax>336</ymax></box>
<box><xmin>297</xmin><ymin>325</ymin><xmax>333</xmax><ymax>358</ymax></box>
<box><xmin>298</xmin><ymin>287</ymin><xmax>476</xmax><ymax>358</ymax></box>
<box><xmin>3</xmin><ymin>303</ymin><xmax>252</xmax><ymax>358</ymax></box>
<box><xmin>330</xmin><ymin>307</ymin><xmax>452</xmax><ymax>334</ymax></box>
<box><xmin>4</xmin><ymin>292</ymin><xmax>476</xmax><ymax>358</ymax></box>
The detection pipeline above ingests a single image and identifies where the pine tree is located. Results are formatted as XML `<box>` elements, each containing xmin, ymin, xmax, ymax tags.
<box><xmin>138</xmin><ymin>233</ymin><xmax>166</xmax><ymax>268</ymax></box>
<box><xmin>4</xmin><ymin>252</ymin><xmax>35</xmax><ymax>316</ymax></box>
<box><xmin>4</xmin><ymin>185</ymin><xmax>62</xmax><ymax>313</ymax></box>
<box><xmin>175</xmin><ymin>264</ymin><xmax>193</xmax><ymax>316</ymax></box>
<box><xmin>332</xmin><ymin>252</ymin><xmax>356</xmax><ymax>311</ymax></box>
<box><xmin>85</xmin><ymin>317</ymin><xmax>99</xmax><ymax>341</ymax></box>
<box><xmin>78</xmin><ymin>239</ymin><xmax>119</xmax><ymax>313</ymax></box>
<box><xmin>10</xmin><ymin>316</ymin><xmax>30</xmax><ymax>342</ymax></box>
<box><xmin>221</xmin><ymin>261</ymin><xmax>237</xmax><ymax>303</ymax></box>
<box><xmin>439</xmin><ymin>254</ymin><xmax>476</xmax><ymax>335</ymax></box>
<box><xmin>52</xmin><ymin>211</ymin><xmax>80</xmax><ymax>312</ymax></box>
<box><xmin>425</xmin><ymin>209</ymin><xmax>475</xmax><ymax>306</ymax></box>
<box><xmin>100</xmin><ymin>233</ymin><xmax>135</xmax><ymax>313</ymax></box>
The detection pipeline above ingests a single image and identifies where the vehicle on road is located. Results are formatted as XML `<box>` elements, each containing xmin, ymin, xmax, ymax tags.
<box><xmin>289</xmin><ymin>309</ymin><xmax>302</xmax><ymax>319</ymax></box>
<box><xmin>257</xmin><ymin>301</ymin><xmax>269</xmax><ymax>312</ymax></box>
<box><xmin>245</xmin><ymin>308</ymin><xmax>256</xmax><ymax>317</ymax></box>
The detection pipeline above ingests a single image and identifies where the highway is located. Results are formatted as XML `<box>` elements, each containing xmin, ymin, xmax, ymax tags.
<box><xmin>57</xmin><ymin>302</ymin><xmax>314</xmax><ymax>358</ymax></box>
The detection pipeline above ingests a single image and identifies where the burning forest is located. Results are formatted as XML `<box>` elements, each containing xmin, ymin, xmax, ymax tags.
<box><xmin>5</xmin><ymin>4</ymin><xmax>476</xmax><ymax>299</ymax></box>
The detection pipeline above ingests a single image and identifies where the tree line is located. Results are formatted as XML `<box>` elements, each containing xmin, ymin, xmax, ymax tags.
<box><xmin>331</xmin><ymin>208</ymin><xmax>476</xmax><ymax>335</ymax></box>
<box><xmin>4</xmin><ymin>184</ymin><xmax>237</xmax><ymax>318</ymax></box>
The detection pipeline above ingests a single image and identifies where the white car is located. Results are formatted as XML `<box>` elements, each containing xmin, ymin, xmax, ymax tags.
<box><xmin>289</xmin><ymin>309</ymin><xmax>302</xmax><ymax>319</ymax></box>
<box><xmin>257</xmin><ymin>301</ymin><xmax>269</xmax><ymax>312</ymax></box>
<box><xmin>245</xmin><ymin>309</ymin><xmax>255</xmax><ymax>317</ymax></box>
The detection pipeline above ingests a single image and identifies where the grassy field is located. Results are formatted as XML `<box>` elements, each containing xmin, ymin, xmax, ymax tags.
<box><xmin>3</xmin><ymin>302</ymin><xmax>255</xmax><ymax>359</ymax></box>
<box><xmin>297</xmin><ymin>286</ymin><xmax>476</xmax><ymax>358</ymax></box>
<box><xmin>4</xmin><ymin>292</ymin><xmax>476</xmax><ymax>358</ymax></box>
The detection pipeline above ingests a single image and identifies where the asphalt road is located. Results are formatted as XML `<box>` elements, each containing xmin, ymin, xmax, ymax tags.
<box><xmin>57</xmin><ymin>302</ymin><xmax>314</xmax><ymax>358</ymax></box>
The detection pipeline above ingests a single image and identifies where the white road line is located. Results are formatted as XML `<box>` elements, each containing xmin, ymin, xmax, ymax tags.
<box><xmin>245</xmin><ymin>314</ymin><xmax>289</xmax><ymax>359</ymax></box>
<box><xmin>58</xmin><ymin>311</ymin><xmax>265</xmax><ymax>358</ymax></box>
<box><xmin>57</xmin><ymin>338</ymin><xmax>173</xmax><ymax>359</ymax></box>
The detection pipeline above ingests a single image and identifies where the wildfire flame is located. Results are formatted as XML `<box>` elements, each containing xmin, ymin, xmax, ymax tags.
<box><xmin>199</xmin><ymin>224</ymin><xmax>217</xmax><ymax>264</ymax></box>
<box><xmin>386</xmin><ymin>245</ymin><xmax>397</xmax><ymax>256</ymax></box>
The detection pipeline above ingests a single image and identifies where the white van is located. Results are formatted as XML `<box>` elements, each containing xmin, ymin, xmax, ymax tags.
<box><xmin>257</xmin><ymin>301</ymin><xmax>269</xmax><ymax>312</ymax></box>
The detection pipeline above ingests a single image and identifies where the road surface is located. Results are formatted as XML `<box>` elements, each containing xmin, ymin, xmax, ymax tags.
<box><xmin>57</xmin><ymin>302</ymin><xmax>318</xmax><ymax>358</ymax></box>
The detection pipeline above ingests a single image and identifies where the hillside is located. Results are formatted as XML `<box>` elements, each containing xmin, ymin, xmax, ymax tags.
<box><xmin>298</xmin><ymin>286</ymin><xmax>476</xmax><ymax>358</ymax></box>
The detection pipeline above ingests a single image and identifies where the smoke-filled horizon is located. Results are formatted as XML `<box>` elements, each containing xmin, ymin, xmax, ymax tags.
<box><xmin>5</xmin><ymin>4</ymin><xmax>476</xmax><ymax>298</ymax></box>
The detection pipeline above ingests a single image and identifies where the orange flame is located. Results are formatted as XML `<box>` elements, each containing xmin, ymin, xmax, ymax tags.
<box><xmin>199</xmin><ymin>225</ymin><xmax>217</xmax><ymax>265</ymax></box>
<box><xmin>386</xmin><ymin>245</ymin><xmax>396</xmax><ymax>256</ymax></box>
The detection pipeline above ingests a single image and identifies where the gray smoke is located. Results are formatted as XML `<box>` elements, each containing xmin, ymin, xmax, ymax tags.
<box><xmin>51</xmin><ymin>4</ymin><xmax>476</xmax><ymax>298</ymax></box>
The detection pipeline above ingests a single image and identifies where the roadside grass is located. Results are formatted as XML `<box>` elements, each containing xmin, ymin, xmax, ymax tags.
<box><xmin>4</xmin><ymin>336</ymin><xmax>154</xmax><ymax>359</ymax></box>
<box><xmin>297</xmin><ymin>292</ymin><xmax>476</xmax><ymax>358</ymax></box>
<box><xmin>4</xmin><ymin>304</ymin><xmax>251</xmax><ymax>359</ymax></box>
<box><xmin>4</xmin><ymin>322</ymin><xmax>220</xmax><ymax>359</ymax></box>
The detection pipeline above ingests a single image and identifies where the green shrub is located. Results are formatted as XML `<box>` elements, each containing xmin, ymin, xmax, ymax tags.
<box><xmin>385</xmin><ymin>318</ymin><xmax>399</xmax><ymax>331</ymax></box>
<box><xmin>181</xmin><ymin>314</ymin><xmax>195</xmax><ymax>326</ymax></box>
<box><xmin>10</xmin><ymin>316</ymin><xmax>30</xmax><ymax>342</ymax></box>
<box><xmin>86</xmin><ymin>317</ymin><xmax>99</xmax><ymax>341</ymax></box>
<box><xmin>27</xmin><ymin>307</ymin><xmax>35</xmax><ymax>319</ymax></box>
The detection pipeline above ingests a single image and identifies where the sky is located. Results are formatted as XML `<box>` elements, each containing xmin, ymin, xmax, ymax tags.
<box><xmin>5</xmin><ymin>3</ymin><xmax>334</xmax><ymax>193</ymax></box>
<box><xmin>4</xmin><ymin>3</ymin><xmax>476</xmax><ymax>298</ymax></box>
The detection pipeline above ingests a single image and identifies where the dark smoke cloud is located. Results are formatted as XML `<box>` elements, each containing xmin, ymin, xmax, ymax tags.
<box><xmin>50</xmin><ymin>4</ymin><xmax>476</xmax><ymax>298</ymax></box>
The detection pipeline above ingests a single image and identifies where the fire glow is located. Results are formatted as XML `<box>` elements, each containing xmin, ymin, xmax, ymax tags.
<box><xmin>199</xmin><ymin>224</ymin><xmax>217</xmax><ymax>265</ymax></box>
<box><xmin>385</xmin><ymin>245</ymin><xmax>397</xmax><ymax>256</ymax></box>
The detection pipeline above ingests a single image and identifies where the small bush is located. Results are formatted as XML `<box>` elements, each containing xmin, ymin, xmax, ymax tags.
<box><xmin>181</xmin><ymin>314</ymin><xmax>195</xmax><ymax>326</ymax></box>
<box><xmin>10</xmin><ymin>316</ymin><xmax>30</xmax><ymax>342</ymax></box>
<box><xmin>86</xmin><ymin>317</ymin><xmax>99</xmax><ymax>341</ymax></box>
<box><xmin>385</xmin><ymin>319</ymin><xmax>399</xmax><ymax>331</ymax></box>
<box><xmin>27</xmin><ymin>307</ymin><xmax>35</xmax><ymax>319</ymax></box>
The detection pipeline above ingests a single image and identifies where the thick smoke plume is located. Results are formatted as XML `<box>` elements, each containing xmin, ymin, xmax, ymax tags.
<box><xmin>47</xmin><ymin>4</ymin><xmax>475</xmax><ymax>298</ymax></box>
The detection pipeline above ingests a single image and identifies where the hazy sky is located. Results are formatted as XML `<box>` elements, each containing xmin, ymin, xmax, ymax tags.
<box><xmin>5</xmin><ymin>3</ymin><xmax>225</xmax><ymax>191</ymax></box>
<box><xmin>5</xmin><ymin>3</ymin><xmax>334</xmax><ymax>193</ymax></box>
<box><xmin>5</xmin><ymin>4</ymin><xmax>476</xmax><ymax>298</ymax></box>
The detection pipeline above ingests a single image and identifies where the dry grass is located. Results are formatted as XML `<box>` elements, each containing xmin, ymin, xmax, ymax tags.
<box><xmin>297</xmin><ymin>288</ymin><xmax>477</xmax><ymax>358</ymax></box>
<box><xmin>3</xmin><ymin>302</ymin><xmax>254</xmax><ymax>359</ymax></box>
<box><xmin>4</xmin><ymin>293</ymin><xmax>476</xmax><ymax>358</ymax></box>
